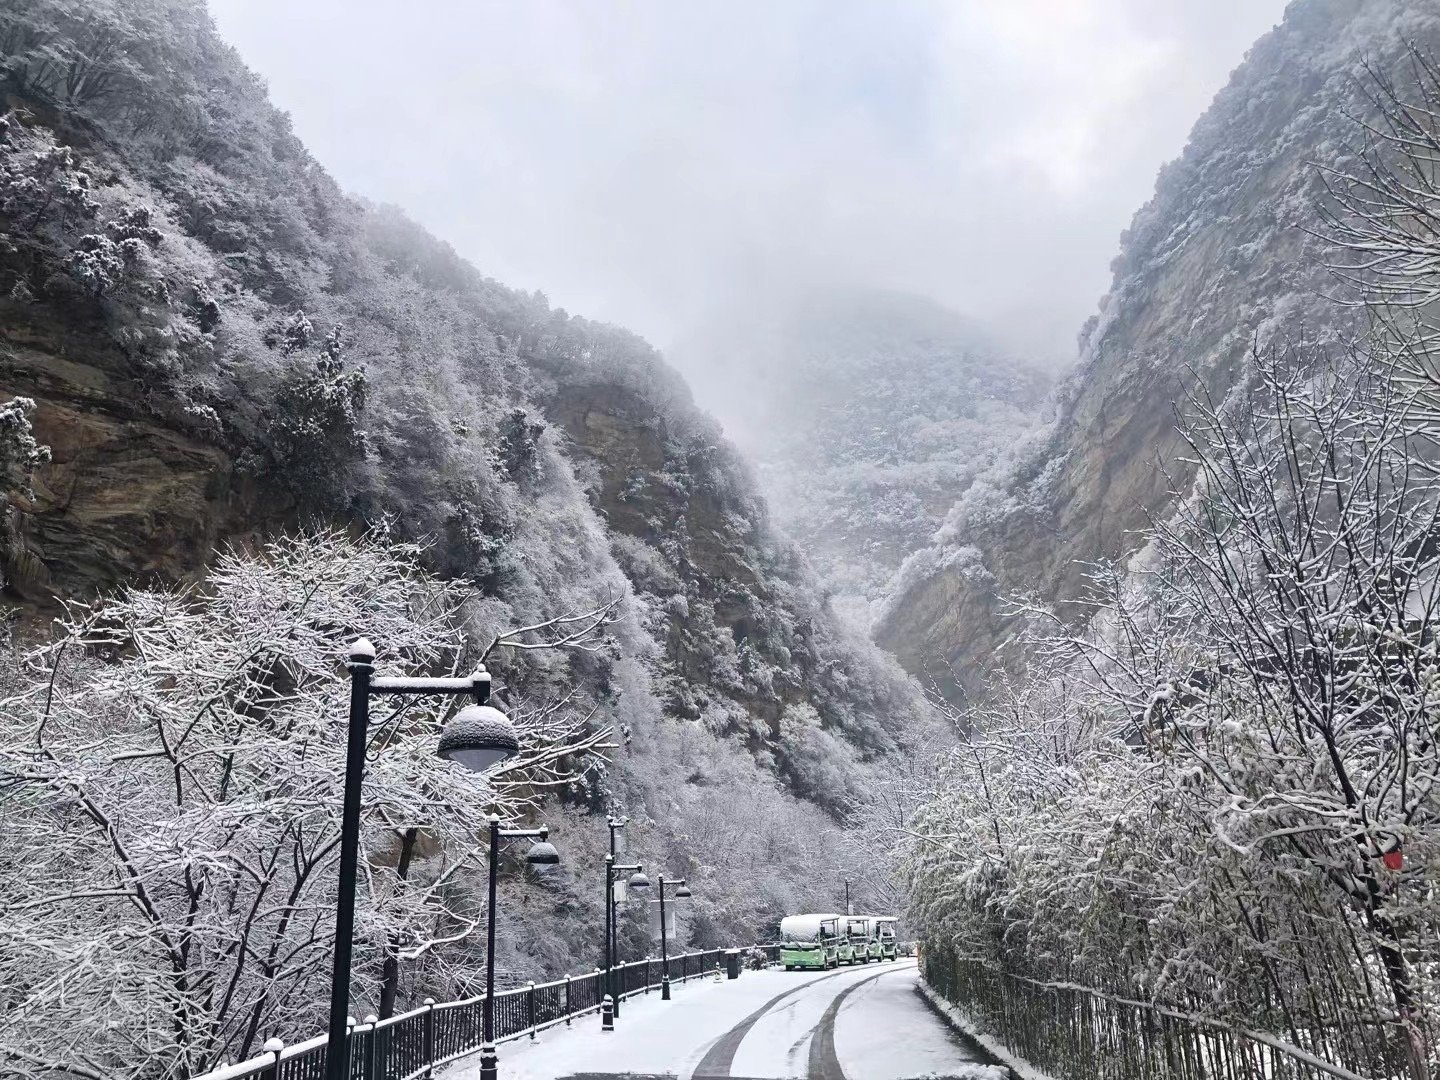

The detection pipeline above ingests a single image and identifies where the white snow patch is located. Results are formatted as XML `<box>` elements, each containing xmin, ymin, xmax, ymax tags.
<box><xmin>835</xmin><ymin>969</ymin><xmax>1009</xmax><ymax>1080</ymax></box>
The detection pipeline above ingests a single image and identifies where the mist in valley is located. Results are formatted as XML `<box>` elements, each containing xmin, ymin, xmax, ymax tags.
<box><xmin>206</xmin><ymin>0</ymin><xmax>1290</xmax><ymax>621</ymax></box>
<box><xmin>208</xmin><ymin>0</ymin><xmax>1287</xmax><ymax>375</ymax></box>
<box><xmin>9</xmin><ymin>3</ymin><xmax>1440</xmax><ymax>1076</ymax></box>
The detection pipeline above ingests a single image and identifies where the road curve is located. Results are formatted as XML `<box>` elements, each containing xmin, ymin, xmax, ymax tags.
<box><xmin>442</xmin><ymin>958</ymin><xmax>1002</xmax><ymax>1080</ymax></box>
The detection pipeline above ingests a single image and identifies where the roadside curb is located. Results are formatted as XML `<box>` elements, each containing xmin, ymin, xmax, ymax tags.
<box><xmin>915</xmin><ymin>978</ymin><xmax>1057</xmax><ymax>1080</ymax></box>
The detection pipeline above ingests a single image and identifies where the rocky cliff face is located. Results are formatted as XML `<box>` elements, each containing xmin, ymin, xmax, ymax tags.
<box><xmin>538</xmin><ymin>356</ymin><xmax>930</xmax><ymax>810</ymax></box>
<box><xmin>0</xmin><ymin>0</ymin><xmax>932</xmax><ymax>847</ymax></box>
<box><xmin>875</xmin><ymin>0</ymin><xmax>1440</xmax><ymax>701</ymax></box>
<box><xmin>0</xmin><ymin>300</ymin><xmax>259</xmax><ymax>600</ymax></box>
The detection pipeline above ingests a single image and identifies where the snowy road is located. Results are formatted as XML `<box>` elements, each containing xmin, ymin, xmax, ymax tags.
<box><xmin>443</xmin><ymin>960</ymin><xmax>1007</xmax><ymax>1080</ymax></box>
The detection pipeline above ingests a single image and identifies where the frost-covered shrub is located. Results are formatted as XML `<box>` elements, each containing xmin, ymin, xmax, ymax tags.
<box><xmin>496</xmin><ymin>406</ymin><xmax>545</xmax><ymax>481</ymax></box>
<box><xmin>0</xmin><ymin>396</ymin><xmax>49</xmax><ymax>500</ymax></box>
<box><xmin>266</xmin><ymin>308</ymin><xmax>313</xmax><ymax>354</ymax></box>
<box><xmin>264</xmin><ymin>325</ymin><xmax>368</xmax><ymax>506</ymax></box>
<box><xmin>0</xmin><ymin>531</ymin><xmax>610</xmax><ymax>1077</ymax></box>
<box><xmin>185</xmin><ymin>277</ymin><xmax>220</xmax><ymax>331</ymax></box>
<box><xmin>64</xmin><ymin>233</ymin><xmax>128</xmax><ymax>295</ymax></box>
<box><xmin>0</xmin><ymin>138</ymin><xmax>97</xmax><ymax>234</ymax></box>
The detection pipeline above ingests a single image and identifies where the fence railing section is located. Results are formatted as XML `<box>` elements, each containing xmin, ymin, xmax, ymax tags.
<box><xmin>921</xmin><ymin>942</ymin><xmax>1411</xmax><ymax>1080</ymax></box>
<box><xmin>198</xmin><ymin>948</ymin><xmax>744</xmax><ymax>1080</ymax></box>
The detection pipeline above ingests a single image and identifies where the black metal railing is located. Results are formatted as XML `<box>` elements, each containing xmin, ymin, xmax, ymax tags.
<box><xmin>196</xmin><ymin>948</ymin><xmax>744</xmax><ymax>1080</ymax></box>
<box><xmin>921</xmin><ymin>942</ymin><xmax>1410</xmax><ymax>1080</ymax></box>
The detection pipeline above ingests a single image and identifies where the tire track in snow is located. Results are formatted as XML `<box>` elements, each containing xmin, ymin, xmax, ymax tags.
<box><xmin>805</xmin><ymin>968</ymin><xmax>904</xmax><ymax>1080</ymax></box>
<box><xmin>689</xmin><ymin>960</ymin><xmax>918</xmax><ymax>1079</ymax></box>
<box><xmin>689</xmin><ymin>967</ymin><xmax>854</xmax><ymax>1078</ymax></box>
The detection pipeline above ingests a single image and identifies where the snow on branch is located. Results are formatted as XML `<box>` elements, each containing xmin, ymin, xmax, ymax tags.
<box><xmin>0</xmin><ymin>530</ymin><xmax>619</xmax><ymax>1078</ymax></box>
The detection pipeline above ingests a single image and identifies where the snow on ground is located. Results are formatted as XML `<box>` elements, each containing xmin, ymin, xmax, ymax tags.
<box><xmin>916</xmin><ymin>982</ymin><xmax>1057</xmax><ymax>1080</ymax></box>
<box><xmin>443</xmin><ymin>967</ymin><xmax>821</xmax><ymax>1080</ymax></box>
<box><xmin>724</xmin><ymin>965</ymin><xmax>845</xmax><ymax>1078</ymax></box>
<box><xmin>832</xmin><ymin>969</ymin><xmax>1007</xmax><ymax>1080</ymax></box>
<box><xmin>441</xmin><ymin>960</ymin><xmax>1007</xmax><ymax>1080</ymax></box>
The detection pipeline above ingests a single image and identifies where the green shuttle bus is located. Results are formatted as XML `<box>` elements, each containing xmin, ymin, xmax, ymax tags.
<box><xmin>843</xmin><ymin>916</ymin><xmax>875</xmax><ymax>963</ymax></box>
<box><xmin>874</xmin><ymin>916</ymin><xmax>898</xmax><ymax>960</ymax></box>
<box><xmin>779</xmin><ymin>913</ymin><xmax>842</xmax><ymax>970</ymax></box>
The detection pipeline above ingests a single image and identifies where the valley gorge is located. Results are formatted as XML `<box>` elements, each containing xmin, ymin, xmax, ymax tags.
<box><xmin>5</xmin><ymin>1</ymin><xmax>1440</xmax><ymax>1076</ymax></box>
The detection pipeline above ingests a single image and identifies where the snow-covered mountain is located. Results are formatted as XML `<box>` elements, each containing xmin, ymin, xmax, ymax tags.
<box><xmin>0</xmin><ymin>0</ymin><xmax>932</xmax><ymax>1032</ymax></box>
<box><xmin>876</xmin><ymin>0</ymin><xmax>1440</xmax><ymax>702</ymax></box>
<box><xmin>673</xmin><ymin>290</ymin><xmax>1050</xmax><ymax>628</ymax></box>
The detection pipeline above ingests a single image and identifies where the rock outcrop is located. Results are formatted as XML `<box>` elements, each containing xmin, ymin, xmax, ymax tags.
<box><xmin>876</xmin><ymin>0</ymin><xmax>1440</xmax><ymax>701</ymax></box>
<box><xmin>0</xmin><ymin>304</ymin><xmax>260</xmax><ymax>600</ymax></box>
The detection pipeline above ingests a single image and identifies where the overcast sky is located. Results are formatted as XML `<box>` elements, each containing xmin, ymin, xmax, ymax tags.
<box><xmin>208</xmin><ymin>0</ymin><xmax>1290</xmax><ymax>369</ymax></box>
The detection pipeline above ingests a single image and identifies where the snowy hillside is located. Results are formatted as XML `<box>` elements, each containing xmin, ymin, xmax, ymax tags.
<box><xmin>674</xmin><ymin>289</ymin><xmax>1050</xmax><ymax>628</ymax></box>
<box><xmin>0</xmin><ymin>3</ymin><xmax>938</xmax><ymax>1072</ymax></box>
<box><xmin>877</xmin><ymin>0</ymin><xmax>1440</xmax><ymax>700</ymax></box>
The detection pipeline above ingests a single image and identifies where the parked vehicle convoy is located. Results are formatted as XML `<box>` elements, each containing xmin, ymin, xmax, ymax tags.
<box><xmin>779</xmin><ymin>913</ymin><xmax>902</xmax><ymax>969</ymax></box>
<box><xmin>779</xmin><ymin>914</ymin><xmax>842</xmax><ymax>970</ymax></box>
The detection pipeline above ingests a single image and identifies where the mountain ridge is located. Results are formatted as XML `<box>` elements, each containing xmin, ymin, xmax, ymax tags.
<box><xmin>0</xmin><ymin>0</ymin><xmax>931</xmax><ymax>948</ymax></box>
<box><xmin>875</xmin><ymin>0</ymin><xmax>1438</xmax><ymax>700</ymax></box>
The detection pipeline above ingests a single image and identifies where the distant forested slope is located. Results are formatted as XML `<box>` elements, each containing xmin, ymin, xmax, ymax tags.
<box><xmin>674</xmin><ymin>289</ymin><xmax>1049</xmax><ymax>628</ymax></box>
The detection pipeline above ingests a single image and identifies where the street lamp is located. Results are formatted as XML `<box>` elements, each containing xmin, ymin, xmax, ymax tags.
<box><xmin>325</xmin><ymin>638</ymin><xmax>521</xmax><ymax>1080</ymax></box>
<box><xmin>601</xmin><ymin>818</ymin><xmax>624</xmax><ymax>1025</ymax></box>
<box><xmin>656</xmin><ymin>876</ymin><xmax>693</xmax><ymax>1000</ymax></box>
<box><xmin>478</xmin><ymin>814</ymin><xmax>559</xmax><ymax>1080</ymax></box>
<box><xmin>602</xmin><ymin>852</ymin><xmax>649</xmax><ymax>1030</ymax></box>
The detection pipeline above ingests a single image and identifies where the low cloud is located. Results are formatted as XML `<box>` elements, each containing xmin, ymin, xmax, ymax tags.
<box><xmin>209</xmin><ymin>0</ymin><xmax>1289</xmax><ymax>366</ymax></box>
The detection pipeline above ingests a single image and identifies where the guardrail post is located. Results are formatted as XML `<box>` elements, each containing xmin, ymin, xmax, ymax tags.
<box><xmin>644</xmin><ymin>957</ymin><xmax>652</xmax><ymax>995</ymax></box>
<box><xmin>363</xmin><ymin>1015</ymin><xmax>379</xmax><ymax>1080</ymax></box>
<box><xmin>598</xmin><ymin>967</ymin><xmax>612</xmax><ymax>1031</ymax></box>
<box><xmin>527</xmin><ymin>981</ymin><xmax>537</xmax><ymax>1039</ymax></box>
<box><xmin>261</xmin><ymin>1037</ymin><xmax>284</xmax><ymax>1080</ymax></box>
<box><xmin>563</xmin><ymin>975</ymin><xmax>572</xmax><ymax>1026</ymax></box>
<box><xmin>422</xmin><ymin>998</ymin><xmax>436</xmax><ymax>1077</ymax></box>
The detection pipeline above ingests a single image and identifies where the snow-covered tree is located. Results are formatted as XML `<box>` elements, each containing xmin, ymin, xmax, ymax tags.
<box><xmin>905</xmin><ymin>339</ymin><xmax>1440</xmax><ymax>1078</ymax></box>
<box><xmin>0</xmin><ymin>530</ymin><xmax>611</xmax><ymax>1079</ymax></box>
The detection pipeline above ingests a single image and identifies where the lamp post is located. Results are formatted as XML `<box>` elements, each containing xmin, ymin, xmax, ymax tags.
<box><xmin>601</xmin><ymin>818</ymin><xmax>625</xmax><ymax>1022</ymax></box>
<box><xmin>479</xmin><ymin>814</ymin><xmax>559</xmax><ymax>1080</ymax></box>
<box><xmin>602</xmin><ymin>854</ymin><xmax>648</xmax><ymax>1030</ymax></box>
<box><xmin>325</xmin><ymin>638</ymin><xmax>523</xmax><ymax>1080</ymax></box>
<box><xmin>656</xmin><ymin>876</ymin><xmax>692</xmax><ymax>1000</ymax></box>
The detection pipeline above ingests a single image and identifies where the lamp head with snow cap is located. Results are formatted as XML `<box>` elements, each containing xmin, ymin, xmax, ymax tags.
<box><xmin>526</xmin><ymin>839</ymin><xmax>561</xmax><ymax>866</ymax></box>
<box><xmin>437</xmin><ymin>703</ymin><xmax>519</xmax><ymax>773</ymax></box>
<box><xmin>347</xmin><ymin>637</ymin><xmax>376</xmax><ymax>666</ymax></box>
